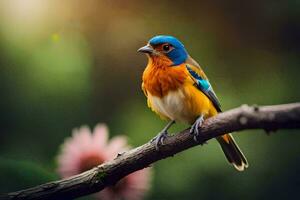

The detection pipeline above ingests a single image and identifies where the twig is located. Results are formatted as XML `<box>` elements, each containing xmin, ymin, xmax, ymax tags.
<box><xmin>1</xmin><ymin>103</ymin><xmax>300</xmax><ymax>200</ymax></box>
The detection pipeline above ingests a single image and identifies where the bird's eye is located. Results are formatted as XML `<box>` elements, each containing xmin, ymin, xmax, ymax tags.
<box><xmin>162</xmin><ymin>44</ymin><xmax>170</xmax><ymax>52</ymax></box>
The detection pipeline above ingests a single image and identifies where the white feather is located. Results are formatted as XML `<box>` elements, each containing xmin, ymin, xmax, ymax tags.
<box><xmin>148</xmin><ymin>88</ymin><xmax>192</xmax><ymax>123</ymax></box>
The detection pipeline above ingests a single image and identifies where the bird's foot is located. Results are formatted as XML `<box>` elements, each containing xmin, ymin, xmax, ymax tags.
<box><xmin>151</xmin><ymin>131</ymin><xmax>169</xmax><ymax>151</ymax></box>
<box><xmin>190</xmin><ymin>115</ymin><xmax>204</xmax><ymax>142</ymax></box>
<box><xmin>150</xmin><ymin>120</ymin><xmax>175</xmax><ymax>151</ymax></box>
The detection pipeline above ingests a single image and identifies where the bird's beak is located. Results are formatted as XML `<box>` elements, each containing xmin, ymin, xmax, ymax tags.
<box><xmin>137</xmin><ymin>45</ymin><xmax>153</xmax><ymax>54</ymax></box>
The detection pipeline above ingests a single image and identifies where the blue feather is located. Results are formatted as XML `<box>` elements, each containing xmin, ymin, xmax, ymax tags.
<box><xmin>186</xmin><ymin>66</ymin><xmax>211</xmax><ymax>91</ymax></box>
<box><xmin>149</xmin><ymin>35</ymin><xmax>188</xmax><ymax>65</ymax></box>
<box><xmin>186</xmin><ymin>65</ymin><xmax>221</xmax><ymax>112</ymax></box>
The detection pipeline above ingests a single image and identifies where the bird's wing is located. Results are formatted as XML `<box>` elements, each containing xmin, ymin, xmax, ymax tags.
<box><xmin>185</xmin><ymin>56</ymin><xmax>222</xmax><ymax>112</ymax></box>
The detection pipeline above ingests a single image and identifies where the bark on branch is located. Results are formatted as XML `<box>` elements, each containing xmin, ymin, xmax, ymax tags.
<box><xmin>1</xmin><ymin>103</ymin><xmax>300</xmax><ymax>200</ymax></box>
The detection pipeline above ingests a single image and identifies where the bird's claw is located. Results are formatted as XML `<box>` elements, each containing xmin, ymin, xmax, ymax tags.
<box><xmin>190</xmin><ymin>115</ymin><xmax>204</xmax><ymax>142</ymax></box>
<box><xmin>151</xmin><ymin>131</ymin><xmax>168</xmax><ymax>151</ymax></box>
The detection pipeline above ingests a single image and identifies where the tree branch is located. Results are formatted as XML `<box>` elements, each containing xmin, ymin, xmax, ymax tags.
<box><xmin>1</xmin><ymin>103</ymin><xmax>300</xmax><ymax>200</ymax></box>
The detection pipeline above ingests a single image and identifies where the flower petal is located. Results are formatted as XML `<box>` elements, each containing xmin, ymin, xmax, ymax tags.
<box><xmin>105</xmin><ymin>136</ymin><xmax>128</xmax><ymax>159</ymax></box>
<box><xmin>56</xmin><ymin>123</ymin><xmax>152</xmax><ymax>200</ymax></box>
<box><xmin>92</xmin><ymin>123</ymin><xmax>109</xmax><ymax>150</ymax></box>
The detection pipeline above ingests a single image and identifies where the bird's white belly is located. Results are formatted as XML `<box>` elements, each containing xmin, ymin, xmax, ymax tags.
<box><xmin>149</xmin><ymin>89</ymin><xmax>192</xmax><ymax>123</ymax></box>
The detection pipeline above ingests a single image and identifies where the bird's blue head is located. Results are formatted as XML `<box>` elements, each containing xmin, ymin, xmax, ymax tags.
<box><xmin>138</xmin><ymin>35</ymin><xmax>188</xmax><ymax>66</ymax></box>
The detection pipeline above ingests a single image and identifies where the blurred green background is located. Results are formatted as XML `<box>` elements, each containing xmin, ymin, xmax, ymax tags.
<box><xmin>0</xmin><ymin>0</ymin><xmax>300</xmax><ymax>199</ymax></box>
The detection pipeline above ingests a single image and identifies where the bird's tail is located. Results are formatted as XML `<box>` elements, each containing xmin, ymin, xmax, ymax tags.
<box><xmin>217</xmin><ymin>134</ymin><xmax>248</xmax><ymax>171</ymax></box>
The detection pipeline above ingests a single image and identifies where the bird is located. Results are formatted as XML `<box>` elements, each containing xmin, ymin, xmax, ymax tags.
<box><xmin>138</xmin><ymin>35</ymin><xmax>248</xmax><ymax>171</ymax></box>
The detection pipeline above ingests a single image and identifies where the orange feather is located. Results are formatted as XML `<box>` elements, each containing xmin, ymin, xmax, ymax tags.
<box><xmin>142</xmin><ymin>55</ymin><xmax>188</xmax><ymax>98</ymax></box>
<box><xmin>142</xmin><ymin>55</ymin><xmax>218</xmax><ymax>124</ymax></box>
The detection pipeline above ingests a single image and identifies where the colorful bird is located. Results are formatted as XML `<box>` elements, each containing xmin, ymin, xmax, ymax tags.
<box><xmin>138</xmin><ymin>35</ymin><xmax>248</xmax><ymax>171</ymax></box>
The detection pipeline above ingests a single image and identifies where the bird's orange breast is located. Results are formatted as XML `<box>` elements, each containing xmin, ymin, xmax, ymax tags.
<box><xmin>142</xmin><ymin>56</ymin><xmax>188</xmax><ymax>97</ymax></box>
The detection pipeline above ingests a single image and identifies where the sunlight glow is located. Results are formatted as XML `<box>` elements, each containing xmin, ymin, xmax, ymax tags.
<box><xmin>3</xmin><ymin>0</ymin><xmax>48</xmax><ymax>24</ymax></box>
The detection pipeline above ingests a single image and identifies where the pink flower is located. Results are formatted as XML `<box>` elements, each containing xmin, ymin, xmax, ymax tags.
<box><xmin>57</xmin><ymin>123</ymin><xmax>151</xmax><ymax>200</ymax></box>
